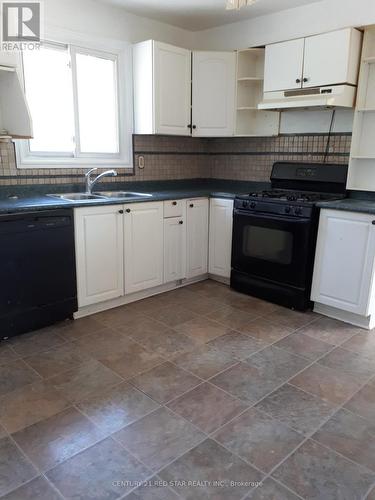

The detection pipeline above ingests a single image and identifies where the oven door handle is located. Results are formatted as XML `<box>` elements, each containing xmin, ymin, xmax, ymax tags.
<box><xmin>234</xmin><ymin>209</ymin><xmax>311</xmax><ymax>224</ymax></box>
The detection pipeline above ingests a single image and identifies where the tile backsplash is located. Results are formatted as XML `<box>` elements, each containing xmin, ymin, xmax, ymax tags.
<box><xmin>0</xmin><ymin>133</ymin><xmax>351</xmax><ymax>187</ymax></box>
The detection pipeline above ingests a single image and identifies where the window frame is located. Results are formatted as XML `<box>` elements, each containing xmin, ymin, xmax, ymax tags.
<box><xmin>16</xmin><ymin>28</ymin><xmax>133</xmax><ymax>170</ymax></box>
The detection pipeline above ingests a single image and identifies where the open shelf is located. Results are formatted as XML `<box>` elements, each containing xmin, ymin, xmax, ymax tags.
<box><xmin>235</xmin><ymin>48</ymin><xmax>279</xmax><ymax>137</ymax></box>
<box><xmin>348</xmin><ymin>26</ymin><xmax>375</xmax><ymax>191</ymax></box>
<box><xmin>237</xmin><ymin>77</ymin><xmax>263</xmax><ymax>81</ymax></box>
<box><xmin>347</xmin><ymin>158</ymin><xmax>375</xmax><ymax>191</ymax></box>
<box><xmin>237</xmin><ymin>49</ymin><xmax>265</xmax><ymax>80</ymax></box>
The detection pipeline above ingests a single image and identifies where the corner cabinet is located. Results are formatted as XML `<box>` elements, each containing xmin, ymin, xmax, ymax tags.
<box><xmin>311</xmin><ymin>209</ymin><xmax>375</xmax><ymax>323</ymax></box>
<box><xmin>186</xmin><ymin>198</ymin><xmax>209</xmax><ymax>279</ymax></box>
<box><xmin>133</xmin><ymin>40</ymin><xmax>236</xmax><ymax>137</ymax></box>
<box><xmin>209</xmin><ymin>198</ymin><xmax>234</xmax><ymax>278</ymax></box>
<box><xmin>74</xmin><ymin>206</ymin><xmax>124</xmax><ymax>307</ymax></box>
<box><xmin>124</xmin><ymin>202</ymin><xmax>164</xmax><ymax>294</ymax></box>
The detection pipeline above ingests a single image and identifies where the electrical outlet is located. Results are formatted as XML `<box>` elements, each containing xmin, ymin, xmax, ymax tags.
<box><xmin>138</xmin><ymin>155</ymin><xmax>145</xmax><ymax>169</ymax></box>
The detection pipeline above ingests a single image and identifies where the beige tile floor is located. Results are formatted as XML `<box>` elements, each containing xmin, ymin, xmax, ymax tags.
<box><xmin>0</xmin><ymin>279</ymin><xmax>375</xmax><ymax>499</ymax></box>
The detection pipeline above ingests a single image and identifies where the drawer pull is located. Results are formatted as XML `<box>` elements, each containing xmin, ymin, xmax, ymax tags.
<box><xmin>126</xmin><ymin>208</ymin><xmax>131</xmax><ymax>213</ymax></box>
<box><xmin>172</xmin><ymin>201</ymin><xmax>177</xmax><ymax>206</ymax></box>
<box><xmin>118</xmin><ymin>209</ymin><xmax>124</xmax><ymax>214</ymax></box>
<box><xmin>179</xmin><ymin>220</ymin><xmax>183</xmax><ymax>225</ymax></box>
<box><xmin>189</xmin><ymin>203</ymin><xmax>194</xmax><ymax>208</ymax></box>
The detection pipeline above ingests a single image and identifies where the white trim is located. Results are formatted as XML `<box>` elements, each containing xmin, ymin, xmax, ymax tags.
<box><xmin>15</xmin><ymin>27</ymin><xmax>133</xmax><ymax>170</ymax></box>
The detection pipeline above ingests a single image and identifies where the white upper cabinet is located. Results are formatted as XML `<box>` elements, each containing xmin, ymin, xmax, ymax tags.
<box><xmin>264</xmin><ymin>38</ymin><xmax>305</xmax><ymax>92</ymax></box>
<box><xmin>192</xmin><ymin>51</ymin><xmax>236</xmax><ymax>137</ymax></box>
<box><xmin>264</xmin><ymin>28</ymin><xmax>362</xmax><ymax>93</ymax></box>
<box><xmin>303</xmin><ymin>29</ymin><xmax>362</xmax><ymax>88</ymax></box>
<box><xmin>133</xmin><ymin>41</ymin><xmax>236</xmax><ymax>137</ymax></box>
<box><xmin>124</xmin><ymin>201</ymin><xmax>164</xmax><ymax>294</ymax></box>
<box><xmin>0</xmin><ymin>51</ymin><xmax>32</xmax><ymax>138</ymax></box>
<box><xmin>154</xmin><ymin>42</ymin><xmax>192</xmax><ymax>135</ymax></box>
<box><xmin>74</xmin><ymin>206</ymin><xmax>124</xmax><ymax>307</ymax></box>
<box><xmin>133</xmin><ymin>40</ymin><xmax>191</xmax><ymax>136</ymax></box>
<box><xmin>311</xmin><ymin>209</ymin><xmax>375</xmax><ymax>316</ymax></box>
<box><xmin>186</xmin><ymin>198</ymin><xmax>209</xmax><ymax>279</ymax></box>
<box><xmin>209</xmin><ymin>198</ymin><xmax>234</xmax><ymax>278</ymax></box>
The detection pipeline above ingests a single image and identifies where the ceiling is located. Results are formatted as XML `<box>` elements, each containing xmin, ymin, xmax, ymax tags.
<box><xmin>98</xmin><ymin>0</ymin><xmax>321</xmax><ymax>31</ymax></box>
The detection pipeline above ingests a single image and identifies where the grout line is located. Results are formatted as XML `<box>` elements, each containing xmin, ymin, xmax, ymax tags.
<box><xmin>1</xmin><ymin>281</ymin><xmax>371</xmax><ymax>499</ymax></box>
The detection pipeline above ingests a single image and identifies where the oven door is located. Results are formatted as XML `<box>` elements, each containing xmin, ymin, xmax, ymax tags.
<box><xmin>232</xmin><ymin>209</ymin><xmax>314</xmax><ymax>288</ymax></box>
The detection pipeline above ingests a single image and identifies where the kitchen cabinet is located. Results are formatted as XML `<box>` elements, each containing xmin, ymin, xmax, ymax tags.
<box><xmin>264</xmin><ymin>28</ymin><xmax>362</xmax><ymax>93</ymax></box>
<box><xmin>0</xmin><ymin>56</ymin><xmax>32</xmax><ymax>138</ymax></box>
<box><xmin>124</xmin><ymin>201</ymin><xmax>164</xmax><ymax>294</ymax></box>
<box><xmin>133</xmin><ymin>40</ymin><xmax>236</xmax><ymax>137</ymax></box>
<box><xmin>186</xmin><ymin>198</ymin><xmax>209</xmax><ymax>279</ymax></box>
<box><xmin>264</xmin><ymin>38</ymin><xmax>305</xmax><ymax>93</ymax></box>
<box><xmin>164</xmin><ymin>216</ymin><xmax>186</xmax><ymax>283</ymax></box>
<box><xmin>191</xmin><ymin>51</ymin><xmax>236</xmax><ymax>136</ymax></box>
<box><xmin>133</xmin><ymin>40</ymin><xmax>191</xmax><ymax>136</ymax></box>
<box><xmin>209</xmin><ymin>198</ymin><xmax>234</xmax><ymax>278</ymax></box>
<box><xmin>311</xmin><ymin>209</ymin><xmax>375</xmax><ymax>318</ymax></box>
<box><xmin>75</xmin><ymin>206</ymin><xmax>124</xmax><ymax>307</ymax></box>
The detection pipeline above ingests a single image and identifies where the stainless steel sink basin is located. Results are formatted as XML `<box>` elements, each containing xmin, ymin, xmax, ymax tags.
<box><xmin>47</xmin><ymin>193</ymin><xmax>107</xmax><ymax>201</ymax></box>
<box><xmin>94</xmin><ymin>191</ymin><xmax>153</xmax><ymax>199</ymax></box>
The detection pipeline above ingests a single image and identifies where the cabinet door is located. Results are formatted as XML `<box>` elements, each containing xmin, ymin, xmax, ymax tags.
<box><xmin>154</xmin><ymin>42</ymin><xmax>191</xmax><ymax>136</ymax></box>
<box><xmin>186</xmin><ymin>198</ymin><xmax>209</xmax><ymax>279</ymax></box>
<box><xmin>164</xmin><ymin>217</ymin><xmax>186</xmax><ymax>283</ymax></box>
<box><xmin>124</xmin><ymin>202</ymin><xmax>164</xmax><ymax>294</ymax></box>
<box><xmin>209</xmin><ymin>198</ymin><xmax>234</xmax><ymax>278</ymax></box>
<box><xmin>303</xmin><ymin>29</ymin><xmax>360</xmax><ymax>88</ymax></box>
<box><xmin>75</xmin><ymin>206</ymin><xmax>124</xmax><ymax>307</ymax></box>
<box><xmin>192</xmin><ymin>52</ymin><xmax>236</xmax><ymax>137</ymax></box>
<box><xmin>264</xmin><ymin>38</ymin><xmax>305</xmax><ymax>92</ymax></box>
<box><xmin>311</xmin><ymin>210</ymin><xmax>375</xmax><ymax>315</ymax></box>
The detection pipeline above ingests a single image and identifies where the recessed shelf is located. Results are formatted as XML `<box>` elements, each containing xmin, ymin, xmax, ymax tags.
<box><xmin>237</xmin><ymin>77</ymin><xmax>263</xmax><ymax>81</ymax></box>
<box><xmin>363</xmin><ymin>56</ymin><xmax>375</xmax><ymax>63</ymax></box>
<box><xmin>357</xmin><ymin>108</ymin><xmax>375</xmax><ymax>112</ymax></box>
<box><xmin>351</xmin><ymin>156</ymin><xmax>375</xmax><ymax>160</ymax></box>
<box><xmin>237</xmin><ymin>106</ymin><xmax>258</xmax><ymax>110</ymax></box>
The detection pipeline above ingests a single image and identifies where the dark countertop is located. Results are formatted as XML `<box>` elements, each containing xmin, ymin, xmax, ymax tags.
<box><xmin>317</xmin><ymin>193</ymin><xmax>375</xmax><ymax>215</ymax></box>
<box><xmin>0</xmin><ymin>179</ymin><xmax>268</xmax><ymax>214</ymax></box>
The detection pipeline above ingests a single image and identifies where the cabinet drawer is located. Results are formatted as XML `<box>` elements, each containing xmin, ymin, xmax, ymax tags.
<box><xmin>164</xmin><ymin>199</ymin><xmax>184</xmax><ymax>218</ymax></box>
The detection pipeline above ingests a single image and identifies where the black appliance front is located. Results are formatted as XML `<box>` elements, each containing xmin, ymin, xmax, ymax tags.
<box><xmin>230</xmin><ymin>161</ymin><xmax>348</xmax><ymax>311</ymax></box>
<box><xmin>231</xmin><ymin>208</ymin><xmax>317</xmax><ymax>310</ymax></box>
<box><xmin>0</xmin><ymin>209</ymin><xmax>78</xmax><ymax>339</ymax></box>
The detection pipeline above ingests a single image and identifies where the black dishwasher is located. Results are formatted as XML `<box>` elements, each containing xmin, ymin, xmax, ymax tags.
<box><xmin>0</xmin><ymin>208</ymin><xmax>77</xmax><ymax>339</ymax></box>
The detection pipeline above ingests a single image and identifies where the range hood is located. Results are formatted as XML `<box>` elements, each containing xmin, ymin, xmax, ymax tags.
<box><xmin>258</xmin><ymin>84</ymin><xmax>356</xmax><ymax>111</ymax></box>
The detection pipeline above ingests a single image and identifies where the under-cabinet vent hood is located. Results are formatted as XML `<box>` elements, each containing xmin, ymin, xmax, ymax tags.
<box><xmin>258</xmin><ymin>84</ymin><xmax>357</xmax><ymax>110</ymax></box>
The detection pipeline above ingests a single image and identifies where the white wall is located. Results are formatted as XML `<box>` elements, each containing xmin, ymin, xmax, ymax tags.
<box><xmin>193</xmin><ymin>0</ymin><xmax>375</xmax><ymax>50</ymax></box>
<box><xmin>44</xmin><ymin>0</ymin><xmax>193</xmax><ymax>47</ymax></box>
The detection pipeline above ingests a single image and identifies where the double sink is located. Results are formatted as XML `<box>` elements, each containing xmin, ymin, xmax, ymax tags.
<box><xmin>48</xmin><ymin>191</ymin><xmax>153</xmax><ymax>202</ymax></box>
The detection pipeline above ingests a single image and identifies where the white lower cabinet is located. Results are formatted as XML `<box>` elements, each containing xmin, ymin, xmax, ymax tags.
<box><xmin>124</xmin><ymin>201</ymin><xmax>164</xmax><ymax>294</ymax></box>
<box><xmin>75</xmin><ymin>206</ymin><xmax>124</xmax><ymax>307</ymax></box>
<box><xmin>186</xmin><ymin>198</ymin><xmax>209</xmax><ymax>279</ymax></box>
<box><xmin>74</xmin><ymin>196</ymin><xmax>234</xmax><ymax>311</ymax></box>
<box><xmin>209</xmin><ymin>198</ymin><xmax>234</xmax><ymax>278</ymax></box>
<box><xmin>164</xmin><ymin>216</ymin><xmax>186</xmax><ymax>283</ymax></box>
<box><xmin>311</xmin><ymin>209</ymin><xmax>375</xmax><ymax>316</ymax></box>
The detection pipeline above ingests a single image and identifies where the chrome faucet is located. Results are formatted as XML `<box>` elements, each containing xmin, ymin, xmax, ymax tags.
<box><xmin>85</xmin><ymin>168</ymin><xmax>118</xmax><ymax>194</ymax></box>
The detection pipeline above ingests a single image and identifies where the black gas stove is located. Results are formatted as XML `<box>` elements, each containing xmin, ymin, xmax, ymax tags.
<box><xmin>231</xmin><ymin>162</ymin><xmax>348</xmax><ymax>311</ymax></box>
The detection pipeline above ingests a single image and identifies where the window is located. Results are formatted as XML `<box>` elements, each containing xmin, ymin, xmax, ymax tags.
<box><xmin>17</xmin><ymin>38</ymin><xmax>132</xmax><ymax>168</ymax></box>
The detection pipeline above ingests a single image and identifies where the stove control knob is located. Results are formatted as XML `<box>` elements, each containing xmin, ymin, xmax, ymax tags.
<box><xmin>250</xmin><ymin>202</ymin><xmax>256</xmax><ymax>209</ymax></box>
<box><xmin>242</xmin><ymin>200</ymin><xmax>248</xmax><ymax>208</ymax></box>
<box><xmin>285</xmin><ymin>206</ymin><xmax>291</xmax><ymax>214</ymax></box>
<box><xmin>295</xmin><ymin>207</ymin><xmax>302</xmax><ymax>215</ymax></box>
